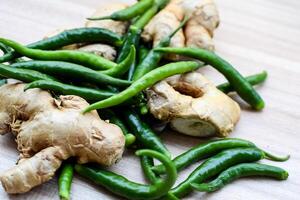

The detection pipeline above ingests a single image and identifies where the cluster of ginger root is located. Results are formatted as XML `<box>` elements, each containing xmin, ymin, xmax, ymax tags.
<box><xmin>0</xmin><ymin>83</ymin><xmax>125</xmax><ymax>193</ymax></box>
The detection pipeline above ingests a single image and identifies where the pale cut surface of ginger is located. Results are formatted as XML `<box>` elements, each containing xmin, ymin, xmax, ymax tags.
<box><xmin>147</xmin><ymin>72</ymin><xmax>240</xmax><ymax>137</ymax></box>
<box><xmin>142</xmin><ymin>0</ymin><xmax>219</xmax><ymax>56</ymax></box>
<box><xmin>0</xmin><ymin>83</ymin><xmax>125</xmax><ymax>194</ymax></box>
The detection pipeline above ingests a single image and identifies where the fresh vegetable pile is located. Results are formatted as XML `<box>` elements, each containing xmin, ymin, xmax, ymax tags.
<box><xmin>0</xmin><ymin>0</ymin><xmax>289</xmax><ymax>200</ymax></box>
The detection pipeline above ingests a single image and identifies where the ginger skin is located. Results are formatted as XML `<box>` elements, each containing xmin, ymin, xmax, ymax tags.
<box><xmin>142</xmin><ymin>0</ymin><xmax>220</xmax><ymax>56</ymax></box>
<box><xmin>147</xmin><ymin>72</ymin><xmax>240</xmax><ymax>137</ymax></box>
<box><xmin>0</xmin><ymin>83</ymin><xmax>125</xmax><ymax>194</ymax></box>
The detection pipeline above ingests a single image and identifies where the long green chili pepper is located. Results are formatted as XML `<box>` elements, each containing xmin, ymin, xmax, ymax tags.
<box><xmin>0</xmin><ymin>79</ymin><xmax>7</xmax><ymax>86</ymax></box>
<box><xmin>169</xmin><ymin>147</ymin><xmax>265</xmax><ymax>198</ymax></box>
<box><xmin>116</xmin><ymin>26</ymin><xmax>141</xmax><ymax>63</ymax></box>
<box><xmin>217</xmin><ymin>71</ymin><xmax>268</xmax><ymax>94</ymax></box>
<box><xmin>0</xmin><ymin>38</ymin><xmax>118</xmax><ymax>70</ymax></box>
<box><xmin>0</xmin><ymin>64</ymin><xmax>57</xmax><ymax>82</ymax></box>
<box><xmin>153</xmin><ymin>138</ymin><xmax>289</xmax><ymax>175</ymax></box>
<box><xmin>132</xmin><ymin>16</ymin><xmax>189</xmax><ymax>81</ymax></box>
<box><xmin>102</xmin><ymin>46</ymin><xmax>136</xmax><ymax>77</ymax></box>
<box><xmin>0</xmin><ymin>28</ymin><xmax>123</xmax><ymax>63</ymax></box>
<box><xmin>0</xmin><ymin>42</ymin><xmax>12</xmax><ymax>54</ymax></box>
<box><xmin>138</xmin><ymin>46</ymin><xmax>150</xmax><ymax>64</ymax></box>
<box><xmin>152</xmin><ymin>138</ymin><xmax>255</xmax><ymax>175</ymax></box>
<box><xmin>83</xmin><ymin>61</ymin><xmax>200</xmax><ymax>113</ymax></box>
<box><xmin>191</xmin><ymin>163</ymin><xmax>288</xmax><ymax>193</ymax></box>
<box><xmin>99</xmin><ymin>109</ymin><xmax>136</xmax><ymax>147</ymax></box>
<box><xmin>58</xmin><ymin>163</ymin><xmax>74</xmax><ymax>200</ymax></box>
<box><xmin>24</xmin><ymin>80</ymin><xmax>116</xmax><ymax>101</ymax></box>
<box><xmin>123</xmin><ymin>109</ymin><xmax>170</xmax><ymax>157</ymax></box>
<box><xmin>141</xmin><ymin>156</ymin><xmax>158</xmax><ymax>184</ymax></box>
<box><xmin>87</xmin><ymin>0</ymin><xmax>154</xmax><ymax>21</ymax></box>
<box><xmin>75</xmin><ymin>149</ymin><xmax>177</xmax><ymax>200</ymax></box>
<box><xmin>155</xmin><ymin>47</ymin><xmax>265</xmax><ymax>110</ymax></box>
<box><xmin>199</xmin><ymin>163</ymin><xmax>287</xmax><ymax>191</ymax></box>
<box><xmin>12</xmin><ymin>61</ymin><xmax>131</xmax><ymax>87</ymax></box>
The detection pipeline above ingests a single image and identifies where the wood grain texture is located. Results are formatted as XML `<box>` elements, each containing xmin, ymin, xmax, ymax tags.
<box><xmin>0</xmin><ymin>0</ymin><xmax>299</xmax><ymax>199</ymax></box>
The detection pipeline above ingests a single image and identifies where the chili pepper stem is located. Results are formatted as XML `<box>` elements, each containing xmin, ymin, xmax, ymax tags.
<box><xmin>263</xmin><ymin>150</ymin><xmax>290</xmax><ymax>162</ymax></box>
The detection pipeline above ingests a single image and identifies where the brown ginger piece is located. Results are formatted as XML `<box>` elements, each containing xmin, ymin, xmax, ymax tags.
<box><xmin>0</xmin><ymin>83</ymin><xmax>125</xmax><ymax>194</ymax></box>
<box><xmin>142</xmin><ymin>0</ymin><xmax>219</xmax><ymax>56</ymax></box>
<box><xmin>182</xmin><ymin>0</ymin><xmax>220</xmax><ymax>50</ymax></box>
<box><xmin>147</xmin><ymin>72</ymin><xmax>240</xmax><ymax>137</ymax></box>
<box><xmin>142</xmin><ymin>0</ymin><xmax>185</xmax><ymax>60</ymax></box>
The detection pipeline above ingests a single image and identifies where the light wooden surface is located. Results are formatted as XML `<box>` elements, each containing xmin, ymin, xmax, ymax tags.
<box><xmin>0</xmin><ymin>0</ymin><xmax>300</xmax><ymax>199</ymax></box>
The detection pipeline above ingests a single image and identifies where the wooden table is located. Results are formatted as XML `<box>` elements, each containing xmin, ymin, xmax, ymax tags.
<box><xmin>0</xmin><ymin>0</ymin><xmax>299</xmax><ymax>199</ymax></box>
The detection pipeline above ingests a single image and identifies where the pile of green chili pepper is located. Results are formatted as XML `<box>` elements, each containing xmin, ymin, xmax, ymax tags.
<box><xmin>0</xmin><ymin>0</ymin><xmax>290</xmax><ymax>199</ymax></box>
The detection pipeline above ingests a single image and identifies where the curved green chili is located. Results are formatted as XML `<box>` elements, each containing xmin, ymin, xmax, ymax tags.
<box><xmin>74</xmin><ymin>149</ymin><xmax>177</xmax><ymax>200</ymax></box>
<box><xmin>169</xmin><ymin>148</ymin><xmax>265</xmax><ymax>198</ymax></box>
<box><xmin>191</xmin><ymin>163</ymin><xmax>288</xmax><ymax>192</ymax></box>
<box><xmin>87</xmin><ymin>0</ymin><xmax>154</xmax><ymax>21</ymax></box>
<box><xmin>58</xmin><ymin>163</ymin><xmax>74</xmax><ymax>200</ymax></box>
<box><xmin>99</xmin><ymin>109</ymin><xmax>136</xmax><ymax>147</ymax></box>
<box><xmin>24</xmin><ymin>80</ymin><xmax>116</xmax><ymax>101</ymax></box>
<box><xmin>103</xmin><ymin>45</ymin><xmax>136</xmax><ymax>77</ymax></box>
<box><xmin>153</xmin><ymin>138</ymin><xmax>289</xmax><ymax>175</ymax></box>
<box><xmin>155</xmin><ymin>47</ymin><xmax>265</xmax><ymax>110</ymax></box>
<box><xmin>0</xmin><ymin>27</ymin><xmax>123</xmax><ymax>63</ymax></box>
<box><xmin>0</xmin><ymin>42</ymin><xmax>12</xmax><ymax>54</ymax></box>
<box><xmin>0</xmin><ymin>64</ymin><xmax>57</xmax><ymax>82</ymax></box>
<box><xmin>116</xmin><ymin>26</ymin><xmax>141</xmax><ymax>64</ymax></box>
<box><xmin>152</xmin><ymin>138</ymin><xmax>255</xmax><ymax>175</ymax></box>
<box><xmin>217</xmin><ymin>71</ymin><xmax>268</xmax><ymax>94</ymax></box>
<box><xmin>132</xmin><ymin>16</ymin><xmax>189</xmax><ymax>81</ymax></box>
<box><xmin>0</xmin><ymin>38</ymin><xmax>117</xmax><ymax>70</ymax></box>
<box><xmin>83</xmin><ymin>61</ymin><xmax>200</xmax><ymax>113</ymax></box>
<box><xmin>122</xmin><ymin>109</ymin><xmax>170</xmax><ymax>157</ymax></box>
<box><xmin>12</xmin><ymin>61</ymin><xmax>131</xmax><ymax>87</ymax></box>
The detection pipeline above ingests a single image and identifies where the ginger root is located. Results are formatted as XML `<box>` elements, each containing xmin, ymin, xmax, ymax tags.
<box><xmin>142</xmin><ymin>0</ymin><xmax>220</xmax><ymax>56</ymax></box>
<box><xmin>0</xmin><ymin>83</ymin><xmax>125</xmax><ymax>193</ymax></box>
<box><xmin>147</xmin><ymin>72</ymin><xmax>240</xmax><ymax>137</ymax></box>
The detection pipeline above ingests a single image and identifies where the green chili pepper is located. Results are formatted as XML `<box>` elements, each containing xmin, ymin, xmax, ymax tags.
<box><xmin>0</xmin><ymin>28</ymin><xmax>123</xmax><ymax>63</ymax></box>
<box><xmin>24</xmin><ymin>80</ymin><xmax>116</xmax><ymax>101</ymax></box>
<box><xmin>152</xmin><ymin>138</ymin><xmax>289</xmax><ymax>175</ymax></box>
<box><xmin>58</xmin><ymin>163</ymin><xmax>74</xmax><ymax>200</ymax></box>
<box><xmin>169</xmin><ymin>147</ymin><xmax>265</xmax><ymax>198</ymax></box>
<box><xmin>217</xmin><ymin>71</ymin><xmax>268</xmax><ymax>94</ymax></box>
<box><xmin>138</xmin><ymin>46</ymin><xmax>150</xmax><ymax>64</ymax></box>
<box><xmin>0</xmin><ymin>42</ymin><xmax>12</xmax><ymax>54</ymax></box>
<box><xmin>12</xmin><ymin>61</ymin><xmax>131</xmax><ymax>87</ymax></box>
<box><xmin>152</xmin><ymin>138</ymin><xmax>255</xmax><ymax>175</ymax></box>
<box><xmin>0</xmin><ymin>79</ymin><xmax>7</xmax><ymax>86</ymax></box>
<box><xmin>122</xmin><ymin>109</ymin><xmax>170</xmax><ymax>157</ymax></box>
<box><xmin>0</xmin><ymin>64</ymin><xmax>57</xmax><ymax>82</ymax></box>
<box><xmin>99</xmin><ymin>109</ymin><xmax>136</xmax><ymax>147</ymax></box>
<box><xmin>154</xmin><ymin>47</ymin><xmax>265</xmax><ymax>110</ymax></box>
<box><xmin>83</xmin><ymin>61</ymin><xmax>200</xmax><ymax>113</ymax></box>
<box><xmin>0</xmin><ymin>38</ymin><xmax>117</xmax><ymax>70</ymax></box>
<box><xmin>191</xmin><ymin>163</ymin><xmax>288</xmax><ymax>192</ymax></box>
<box><xmin>116</xmin><ymin>26</ymin><xmax>141</xmax><ymax>64</ymax></box>
<box><xmin>132</xmin><ymin>16</ymin><xmax>189</xmax><ymax>81</ymax></box>
<box><xmin>141</xmin><ymin>156</ymin><xmax>159</xmax><ymax>184</ymax></box>
<box><xmin>87</xmin><ymin>0</ymin><xmax>154</xmax><ymax>21</ymax></box>
<box><xmin>75</xmin><ymin>149</ymin><xmax>177</xmax><ymax>200</ymax></box>
<box><xmin>102</xmin><ymin>46</ymin><xmax>136</xmax><ymax>77</ymax></box>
